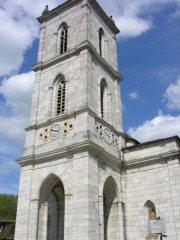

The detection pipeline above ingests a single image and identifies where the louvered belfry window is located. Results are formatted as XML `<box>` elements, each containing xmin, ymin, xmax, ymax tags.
<box><xmin>99</xmin><ymin>28</ymin><xmax>104</xmax><ymax>56</ymax></box>
<box><xmin>60</xmin><ymin>25</ymin><xmax>68</xmax><ymax>54</ymax></box>
<box><xmin>100</xmin><ymin>85</ymin><xmax>104</xmax><ymax>118</ymax></box>
<box><xmin>57</xmin><ymin>81</ymin><xmax>66</xmax><ymax>115</ymax></box>
<box><xmin>100</xmin><ymin>79</ymin><xmax>108</xmax><ymax>119</ymax></box>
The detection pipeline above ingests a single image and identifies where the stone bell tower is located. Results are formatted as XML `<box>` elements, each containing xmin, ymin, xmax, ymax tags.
<box><xmin>15</xmin><ymin>0</ymin><xmax>125</xmax><ymax>239</ymax></box>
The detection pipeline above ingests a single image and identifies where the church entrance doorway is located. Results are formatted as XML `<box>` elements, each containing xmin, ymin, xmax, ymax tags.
<box><xmin>38</xmin><ymin>174</ymin><xmax>65</xmax><ymax>240</ymax></box>
<box><xmin>103</xmin><ymin>177</ymin><xmax>119</xmax><ymax>240</ymax></box>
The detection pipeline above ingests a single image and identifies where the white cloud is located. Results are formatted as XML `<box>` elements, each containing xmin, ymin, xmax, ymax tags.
<box><xmin>0</xmin><ymin>0</ymin><xmax>63</xmax><ymax>77</ymax></box>
<box><xmin>163</xmin><ymin>77</ymin><xmax>180</xmax><ymax>110</ymax></box>
<box><xmin>0</xmin><ymin>0</ymin><xmax>180</xmax><ymax>77</ymax></box>
<box><xmin>0</xmin><ymin>71</ymin><xmax>34</xmax><ymax>142</ymax></box>
<box><xmin>98</xmin><ymin>0</ymin><xmax>180</xmax><ymax>39</ymax></box>
<box><xmin>0</xmin><ymin>6</ymin><xmax>38</xmax><ymax>76</ymax></box>
<box><xmin>128</xmin><ymin>90</ymin><xmax>139</xmax><ymax>100</ymax></box>
<box><xmin>115</xmin><ymin>15</ymin><xmax>152</xmax><ymax>39</ymax></box>
<box><xmin>128</xmin><ymin>111</ymin><xmax>180</xmax><ymax>142</ymax></box>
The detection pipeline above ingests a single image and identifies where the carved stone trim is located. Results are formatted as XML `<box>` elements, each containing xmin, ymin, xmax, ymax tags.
<box><xmin>95</xmin><ymin>122</ymin><xmax>119</xmax><ymax>148</ymax></box>
<box><xmin>39</xmin><ymin>118</ymin><xmax>74</xmax><ymax>141</ymax></box>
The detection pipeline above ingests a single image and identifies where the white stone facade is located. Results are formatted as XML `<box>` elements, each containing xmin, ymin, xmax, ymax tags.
<box><xmin>14</xmin><ymin>0</ymin><xmax>180</xmax><ymax>240</ymax></box>
<box><xmin>123</xmin><ymin>137</ymin><xmax>180</xmax><ymax>240</ymax></box>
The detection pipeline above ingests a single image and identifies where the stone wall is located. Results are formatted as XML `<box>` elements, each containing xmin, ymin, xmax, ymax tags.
<box><xmin>123</xmin><ymin>137</ymin><xmax>180</xmax><ymax>240</ymax></box>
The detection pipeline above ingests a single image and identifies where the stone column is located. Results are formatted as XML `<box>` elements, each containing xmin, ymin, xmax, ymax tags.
<box><xmin>64</xmin><ymin>194</ymin><xmax>73</xmax><ymax>240</ymax></box>
<box><xmin>99</xmin><ymin>195</ymin><xmax>104</xmax><ymax>240</ymax></box>
<box><xmin>37</xmin><ymin>201</ymin><xmax>48</xmax><ymax>240</ymax></box>
<box><xmin>107</xmin><ymin>93</ymin><xmax>112</xmax><ymax>124</ymax></box>
<box><xmin>47</xmin><ymin>86</ymin><xmax>53</xmax><ymax>120</ymax></box>
<box><xmin>104</xmin><ymin>40</ymin><xmax>108</xmax><ymax>62</ymax></box>
<box><xmin>64</xmin><ymin>81</ymin><xmax>68</xmax><ymax>115</ymax></box>
<box><xmin>27</xmin><ymin>199</ymin><xmax>39</xmax><ymax>240</ymax></box>
<box><xmin>37</xmin><ymin>26</ymin><xmax>46</xmax><ymax>62</ymax></box>
<box><xmin>54</xmin><ymin>32</ymin><xmax>58</xmax><ymax>56</ymax></box>
<box><xmin>56</xmin><ymin>30</ymin><xmax>60</xmax><ymax>55</ymax></box>
<box><xmin>118</xmin><ymin>201</ymin><xmax>125</xmax><ymax>240</ymax></box>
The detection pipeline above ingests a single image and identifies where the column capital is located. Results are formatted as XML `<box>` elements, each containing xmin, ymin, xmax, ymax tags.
<box><xmin>65</xmin><ymin>193</ymin><xmax>73</xmax><ymax>199</ymax></box>
<box><xmin>98</xmin><ymin>195</ymin><xmax>104</xmax><ymax>200</ymax></box>
<box><xmin>40</xmin><ymin>201</ymin><xmax>48</xmax><ymax>206</ymax></box>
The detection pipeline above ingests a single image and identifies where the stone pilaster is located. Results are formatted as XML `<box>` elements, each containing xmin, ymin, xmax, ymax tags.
<box><xmin>37</xmin><ymin>201</ymin><xmax>48</xmax><ymax>240</ymax></box>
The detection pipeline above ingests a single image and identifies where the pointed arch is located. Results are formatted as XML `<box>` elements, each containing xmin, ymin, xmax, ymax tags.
<box><xmin>144</xmin><ymin>200</ymin><xmax>158</xmax><ymax>239</ymax></box>
<box><xmin>99</xmin><ymin>174</ymin><xmax>120</xmax><ymax>200</ymax></box>
<box><xmin>39</xmin><ymin>173</ymin><xmax>65</xmax><ymax>200</ymax></box>
<box><xmin>99</xmin><ymin>28</ymin><xmax>104</xmax><ymax>56</ymax></box>
<box><xmin>103</xmin><ymin>176</ymin><xmax>119</xmax><ymax>240</ymax></box>
<box><xmin>57</xmin><ymin>81</ymin><xmax>66</xmax><ymax>115</ymax></box>
<box><xmin>59</xmin><ymin>23</ymin><xmax>68</xmax><ymax>54</ymax></box>
<box><xmin>100</xmin><ymin>78</ymin><xmax>110</xmax><ymax>121</ymax></box>
<box><xmin>144</xmin><ymin>200</ymin><xmax>156</xmax><ymax>220</ymax></box>
<box><xmin>38</xmin><ymin>174</ymin><xmax>65</xmax><ymax>240</ymax></box>
<box><xmin>54</xmin><ymin>74</ymin><xmax>66</xmax><ymax>116</ymax></box>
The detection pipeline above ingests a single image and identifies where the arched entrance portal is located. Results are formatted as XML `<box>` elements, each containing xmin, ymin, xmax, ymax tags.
<box><xmin>103</xmin><ymin>177</ymin><xmax>119</xmax><ymax>240</ymax></box>
<box><xmin>38</xmin><ymin>174</ymin><xmax>65</xmax><ymax>240</ymax></box>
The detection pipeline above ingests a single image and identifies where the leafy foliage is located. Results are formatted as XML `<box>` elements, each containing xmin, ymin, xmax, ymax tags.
<box><xmin>0</xmin><ymin>194</ymin><xmax>17</xmax><ymax>220</ymax></box>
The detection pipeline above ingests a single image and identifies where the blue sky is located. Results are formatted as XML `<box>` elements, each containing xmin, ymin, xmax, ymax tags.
<box><xmin>0</xmin><ymin>0</ymin><xmax>180</xmax><ymax>194</ymax></box>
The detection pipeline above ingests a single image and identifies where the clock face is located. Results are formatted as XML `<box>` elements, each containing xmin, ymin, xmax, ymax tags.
<box><xmin>49</xmin><ymin>124</ymin><xmax>61</xmax><ymax>139</ymax></box>
<box><xmin>104</xmin><ymin>127</ymin><xmax>112</xmax><ymax>144</ymax></box>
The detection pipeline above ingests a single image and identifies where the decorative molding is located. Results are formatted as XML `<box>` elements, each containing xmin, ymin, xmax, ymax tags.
<box><xmin>95</xmin><ymin>121</ymin><xmax>119</xmax><ymax>148</ymax></box>
<box><xmin>124</xmin><ymin>150</ymin><xmax>180</xmax><ymax>168</ymax></box>
<box><xmin>32</xmin><ymin>40</ymin><xmax>123</xmax><ymax>81</ymax></box>
<box><xmin>99</xmin><ymin>159</ymin><xmax>120</xmax><ymax>173</ymax></box>
<box><xmin>17</xmin><ymin>140</ymin><xmax>122</xmax><ymax>166</ymax></box>
<box><xmin>39</xmin><ymin>119</ymin><xmax>74</xmax><ymax>141</ymax></box>
<box><xmin>37</xmin><ymin>0</ymin><xmax>119</xmax><ymax>34</ymax></box>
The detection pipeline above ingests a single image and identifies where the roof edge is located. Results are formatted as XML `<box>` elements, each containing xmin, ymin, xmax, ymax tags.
<box><xmin>37</xmin><ymin>0</ymin><xmax>120</xmax><ymax>34</ymax></box>
<box><xmin>122</xmin><ymin>135</ymin><xmax>180</xmax><ymax>151</ymax></box>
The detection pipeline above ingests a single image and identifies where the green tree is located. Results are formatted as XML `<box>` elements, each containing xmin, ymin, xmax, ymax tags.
<box><xmin>0</xmin><ymin>194</ymin><xmax>17</xmax><ymax>220</ymax></box>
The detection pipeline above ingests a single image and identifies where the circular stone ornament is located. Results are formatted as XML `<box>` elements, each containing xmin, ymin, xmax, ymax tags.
<box><xmin>49</xmin><ymin>123</ymin><xmax>61</xmax><ymax>139</ymax></box>
<box><xmin>103</xmin><ymin>127</ymin><xmax>112</xmax><ymax>144</ymax></box>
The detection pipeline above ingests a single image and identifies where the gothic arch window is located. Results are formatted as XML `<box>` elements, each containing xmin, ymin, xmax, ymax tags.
<box><xmin>60</xmin><ymin>23</ymin><xmax>68</xmax><ymax>54</ymax></box>
<box><xmin>99</xmin><ymin>28</ymin><xmax>104</xmax><ymax>56</ymax></box>
<box><xmin>103</xmin><ymin>177</ymin><xmax>119</xmax><ymax>240</ymax></box>
<box><xmin>56</xmin><ymin>75</ymin><xmax>66</xmax><ymax>115</ymax></box>
<box><xmin>100</xmin><ymin>78</ymin><xmax>110</xmax><ymax>121</ymax></box>
<box><xmin>144</xmin><ymin>200</ymin><xmax>158</xmax><ymax>239</ymax></box>
<box><xmin>38</xmin><ymin>174</ymin><xmax>65</xmax><ymax>240</ymax></box>
<box><xmin>144</xmin><ymin>200</ymin><xmax>156</xmax><ymax>220</ymax></box>
<box><xmin>100</xmin><ymin>79</ymin><xmax>106</xmax><ymax>118</ymax></box>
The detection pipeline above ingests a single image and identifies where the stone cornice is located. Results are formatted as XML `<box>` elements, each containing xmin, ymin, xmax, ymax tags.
<box><xmin>25</xmin><ymin>106</ymin><xmax>123</xmax><ymax>138</ymax></box>
<box><xmin>94</xmin><ymin>114</ymin><xmax>123</xmax><ymax>138</ymax></box>
<box><xmin>38</xmin><ymin>0</ymin><xmax>82</xmax><ymax>23</ymax></box>
<box><xmin>122</xmin><ymin>135</ymin><xmax>180</xmax><ymax>151</ymax></box>
<box><xmin>16</xmin><ymin>139</ymin><xmax>122</xmax><ymax>166</ymax></box>
<box><xmin>123</xmin><ymin>149</ymin><xmax>180</xmax><ymax>168</ymax></box>
<box><xmin>26</xmin><ymin>107</ymin><xmax>88</xmax><ymax>131</ymax></box>
<box><xmin>32</xmin><ymin>40</ymin><xmax>123</xmax><ymax>81</ymax></box>
<box><xmin>38</xmin><ymin>0</ymin><xmax>119</xmax><ymax>34</ymax></box>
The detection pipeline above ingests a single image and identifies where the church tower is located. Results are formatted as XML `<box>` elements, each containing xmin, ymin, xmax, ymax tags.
<box><xmin>15</xmin><ymin>0</ymin><xmax>125</xmax><ymax>239</ymax></box>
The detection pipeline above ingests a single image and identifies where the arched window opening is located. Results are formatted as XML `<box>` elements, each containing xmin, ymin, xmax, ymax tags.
<box><xmin>144</xmin><ymin>200</ymin><xmax>158</xmax><ymax>239</ymax></box>
<box><xmin>103</xmin><ymin>177</ymin><xmax>119</xmax><ymax>240</ymax></box>
<box><xmin>100</xmin><ymin>79</ymin><xmax>108</xmax><ymax>120</ymax></box>
<box><xmin>99</xmin><ymin>28</ymin><xmax>104</xmax><ymax>56</ymax></box>
<box><xmin>60</xmin><ymin>25</ymin><xmax>68</xmax><ymax>54</ymax></box>
<box><xmin>144</xmin><ymin>200</ymin><xmax>156</xmax><ymax>220</ymax></box>
<box><xmin>57</xmin><ymin>80</ymin><xmax>66</xmax><ymax>115</ymax></box>
<box><xmin>101</xmin><ymin>84</ymin><xmax>104</xmax><ymax>118</ymax></box>
<box><xmin>38</xmin><ymin>175</ymin><xmax>65</xmax><ymax>240</ymax></box>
